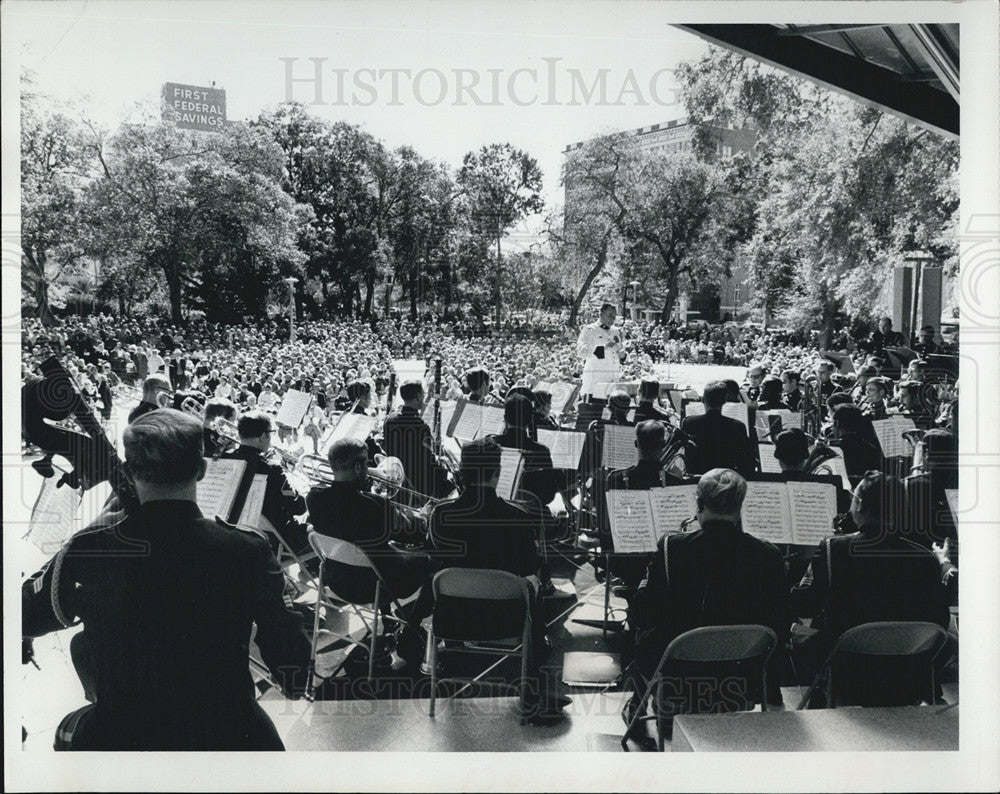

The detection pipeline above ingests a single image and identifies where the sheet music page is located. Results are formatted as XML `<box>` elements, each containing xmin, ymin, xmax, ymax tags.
<box><xmin>741</xmin><ymin>481</ymin><xmax>793</xmax><ymax>544</ymax></box>
<box><xmin>436</xmin><ymin>401</ymin><xmax>457</xmax><ymax>440</ymax></box>
<box><xmin>274</xmin><ymin>388</ymin><xmax>312</xmax><ymax>429</ymax></box>
<box><xmin>601</xmin><ymin>424</ymin><xmax>639</xmax><ymax>469</ymax></box>
<box><xmin>197</xmin><ymin>458</ymin><xmax>246</xmax><ymax>520</ymax></box>
<box><xmin>872</xmin><ymin>416</ymin><xmax>918</xmax><ymax>458</ymax></box>
<box><xmin>817</xmin><ymin>447</ymin><xmax>852</xmax><ymax>491</ymax></box>
<box><xmin>721</xmin><ymin>402</ymin><xmax>750</xmax><ymax>432</ymax></box>
<box><xmin>774</xmin><ymin>409</ymin><xmax>802</xmax><ymax>430</ymax></box>
<box><xmin>548</xmin><ymin>382</ymin><xmax>579</xmax><ymax>415</ymax></box>
<box><xmin>537</xmin><ymin>428</ymin><xmax>587</xmax><ymax>469</ymax></box>
<box><xmin>27</xmin><ymin>476</ymin><xmax>82</xmax><ymax>553</ymax></box>
<box><xmin>944</xmin><ymin>489</ymin><xmax>959</xmax><ymax>524</ymax></box>
<box><xmin>496</xmin><ymin>447</ymin><xmax>524</xmax><ymax>502</ymax></box>
<box><xmin>648</xmin><ymin>485</ymin><xmax>698</xmax><ymax>538</ymax></box>
<box><xmin>606</xmin><ymin>489</ymin><xmax>658</xmax><ymax>554</ymax></box>
<box><xmin>237</xmin><ymin>474</ymin><xmax>268</xmax><ymax>529</ymax></box>
<box><xmin>328</xmin><ymin>413</ymin><xmax>378</xmax><ymax>448</ymax></box>
<box><xmin>451</xmin><ymin>401</ymin><xmax>484</xmax><ymax>441</ymax></box>
<box><xmin>479</xmin><ymin>405</ymin><xmax>506</xmax><ymax>438</ymax></box>
<box><xmin>683</xmin><ymin>400</ymin><xmax>705</xmax><ymax>419</ymax></box>
<box><xmin>787</xmin><ymin>480</ymin><xmax>837</xmax><ymax>546</ymax></box>
<box><xmin>759</xmin><ymin>444</ymin><xmax>783</xmax><ymax>473</ymax></box>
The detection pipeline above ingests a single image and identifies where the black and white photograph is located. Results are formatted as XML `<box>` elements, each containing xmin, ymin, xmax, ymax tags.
<box><xmin>3</xmin><ymin>1</ymin><xmax>998</xmax><ymax>790</ymax></box>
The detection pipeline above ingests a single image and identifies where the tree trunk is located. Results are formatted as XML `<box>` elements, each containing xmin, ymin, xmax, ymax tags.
<box><xmin>660</xmin><ymin>271</ymin><xmax>679</xmax><ymax>324</ymax></box>
<box><xmin>567</xmin><ymin>232</ymin><xmax>612</xmax><ymax>329</ymax></box>
<box><xmin>165</xmin><ymin>265</ymin><xmax>183</xmax><ymax>324</ymax></box>
<box><xmin>35</xmin><ymin>277</ymin><xmax>57</xmax><ymax>327</ymax></box>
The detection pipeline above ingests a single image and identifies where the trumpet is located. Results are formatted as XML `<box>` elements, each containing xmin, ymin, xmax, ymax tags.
<box><xmin>181</xmin><ymin>396</ymin><xmax>241</xmax><ymax>448</ymax></box>
<box><xmin>294</xmin><ymin>452</ymin><xmax>446</xmax><ymax>507</ymax></box>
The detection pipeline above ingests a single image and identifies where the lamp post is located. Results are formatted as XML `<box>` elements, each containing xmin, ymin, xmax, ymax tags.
<box><xmin>629</xmin><ymin>280</ymin><xmax>640</xmax><ymax>322</ymax></box>
<box><xmin>384</xmin><ymin>271</ymin><xmax>394</xmax><ymax>320</ymax></box>
<box><xmin>283</xmin><ymin>277</ymin><xmax>298</xmax><ymax>342</ymax></box>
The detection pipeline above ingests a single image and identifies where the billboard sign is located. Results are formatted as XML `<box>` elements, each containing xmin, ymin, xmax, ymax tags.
<box><xmin>162</xmin><ymin>83</ymin><xmax>227</xmax><ymax>132</ymax></box>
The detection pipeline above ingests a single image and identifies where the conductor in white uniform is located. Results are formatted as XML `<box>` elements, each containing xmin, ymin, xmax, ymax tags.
<box><xmin>577</xmin><ymin>303</ymin><xmax>624</xmax><ymax>400</ymax></box>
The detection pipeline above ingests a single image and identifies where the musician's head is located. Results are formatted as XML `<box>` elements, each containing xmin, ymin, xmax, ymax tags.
<box><xmin>504</xmin><ymin>395</ymin><xmax>533</xmax><ymax>432</ymax></box>
<box><xmin>816</xmin><ymin>361</ymin><xmax>834</xmax><ymax>381</ymax></box>
<box><xmin>123</xmin><ymin>408</ymin><xmax>206</xmax><ymax>504</ymax></box>
<box><xmin>347</xmin><ymin>379</ymin><xmax>372</xmax><ymax>409</ymax></box>
<box><xmin>760</xmin><ymin>376</ymin><xmax>784</xmax><ymax>404</ymax></box>
<box><xmin>608</xmin><ymin>390</ymin><xmax>631</xmax><ymax>417</ymax></box>
<box><xmin>204</xmin><ymin>398</ymin><xmax>237</xmax><ymax>427</ymax></box>
<box><xmin>507</xmin><ymin>386</ymin><xmax>534</xmax><ymax>404</ymax></box>
<box><xmin>780</xmin><ymin>369</ymin><xmax>801</xmax><ymax>395</ymax></box>
<box><xmin>696</xmin><ymin>468</ymin><xmax>747</xmax><ymax>524</ymax></box>
<box><xmin>879</xmin><ymin>316</ymin><xmax>893</xmax><ymax>334</ymax></box>
<box><xmin>919</xmin><ymin>324</ymin><xmax>936</xmax><ymax>344</ymax></box>
<box><xmin>921</xmin><ymin>428</ymin><xmax>958</xmax><ymax>481</ymax></box>
<box><xmin>722</xmin><ymin>379</ymin><xmax>742</xmax><ymax>403</ymax></box>
<box><xmin>327</xmin><ymin>438</ymin><xmax>368</xmax><ymax>484</ymax></box>
<box><xmin>142</xmin><ymin>373</ymin><xmax>173</xmax><ymax>408</ymax></box>
<box><xmin>851</xmin><ymin>471</ymin><xmax>904</xmax><ymax>533</ymax></box>
<box><xmin>831</xmin><ymin>403</ymin><xmax>865</xmax><ymax>437</ymax></box>
<box><xmin>899</xmin><ymin>381</ymin><xmax>923</xmax><ymax>411</ymax></box>
<box><xmin>237</xmin><ymin>410</ymin><xmax>274</xmax><ymax>452</ymax></box>
<box><xmin>702</xmin><ymin>381</ymin><xmax>727</xmax><ymax>410</ymax></box>
<box><xmin>635</xmin><ymin>420</ymin><xmax>666</xmax><ymax>460</ymax></box>
<box><xmin>464</xmin><ymin>367</ymin><xmax>490</xmax><ymax>398</ymax></box>
<box><xmin>908</xmin><ymin>359</ymin><xmax>928</xmax><ymax>380</ymax></box>
<box><xmin>747</xmin><ymin>364</ymin><xmax>765</xmax><ymax>388</ymax></box>
<box><xmin>460</xmin><ymin>437</ymin><xmax>502</xmax><ymax>489</ymax></box>
<box><xmin>532</xmin><ymin>388</ymin><xmax>552</xmax><ymax>414</ymax></box>
<box><xmin>399</xmin><ymin>379</ymin><xmax>424</xmax><ymax>408</ymax></box>
<box><xmin>774</xmin><ymin>429</ymin><xmax>810</xmax><ymax>472</ymax></box>
<box><xmin>865</xmin><ymin>377</ymin><xmax>889</xmax><ymax>405</ymax></box>
<box><xmin>599</xmin><ymin>303</ymin><xmax>617</xmax><ymax>327</ymax></box>
<box><xmin>638</xmin><ymin>377</ymin><xmax>659</xmax><ymax>402</ymax></box>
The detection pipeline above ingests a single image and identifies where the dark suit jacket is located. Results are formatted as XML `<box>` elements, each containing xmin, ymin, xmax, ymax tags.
<box><xmin>382</xmin><ymin>406</ymin><xmax>451</xmax><ymax>500</ymax></box>
<box><xmin>681</xmin><ymin>411</ymin><xmax>755</xmax><ymax>475</ymax></box>
<box><xmin>22</xmin><ymin>500</ymin><xmax>310</xmax><ymax>750</ymax></box>
<box><xmin>634</xmin><ymin>401</ymin><xmax>672</xmax><ymax>424</ymax></box>
<box><xmin>220</xmin><ymin>445</ymin><xmax>305</xmax><ymax>535</ymax></box>
<box><xmin>490</xmin><ymin>428</ymin><xmax>557</xmax><ymax>506</ymax></box>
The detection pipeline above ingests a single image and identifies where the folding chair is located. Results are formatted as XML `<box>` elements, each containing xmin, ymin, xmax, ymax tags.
<box><xmin>796</xmin><ymin>621</ymin><xmax>948</xmax><ymax>710</ymax></box>
<box><xmin>306</xmin><ymin>531</ymin><xmax>420</xmax><ymax>694</ymax></box>
<box><xmin>255</xmin><ymin>516</ymin><xmax>316</xmax><ymax>598</ymax></box>
<box><xmin>427</xmin><ymin>568</ymin><xmax>534</xmax><ymax>724</ymax></box>
<box><xmin>622</xmin><ymin>625</ymin><xmax>778</xmax><ymax>751</ymax></box>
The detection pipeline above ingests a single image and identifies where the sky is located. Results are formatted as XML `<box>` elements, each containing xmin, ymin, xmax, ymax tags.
<box><xmin>8</xmin><ymin>0</ymin><xmax>711</xmax><ymax>222</ymax></box>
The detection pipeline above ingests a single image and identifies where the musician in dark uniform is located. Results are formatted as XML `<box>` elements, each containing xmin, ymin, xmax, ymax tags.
<box><xmin>381</xmin><ymin>379</ymin><xmax>452</xmax><ymax>502</ymax></box>
<box><xmin>829</xmin><ymin>403</ymin><xmax>884</xmax><ymax>483</ymax></box>
<box><xmin>897</xmin><ymin>381</ymin><xmax>936</xmax><ymax>430</ymax></box>
<box><xmin>531</xmin><ymin>388</ymin><xmax>559</xmax><ymax>430</ymax></box>
<box><xmin>912</xmin><ymin>324</ymin><xmax>942</xmax><ymax>357</ymax></box>
<box><xmin>815</xmin><ymin>361</ymin><xmax>838</xmax><ymax>402</ymax></box>
<box><xmin>307</xmin><ymin>438</ymin><xmax>434</xmax><ymax>666</ymax></box>
<box><xmin>756</xmin><ymin>375</ymin><xmax>790</xmax><ymax>410</ymax></box>
<box><xmin>202</xmin><ymin>397</ymin><xmax>238</xmax><ymax>458</ymax></box>
<box><xmin>634</xmin><ymin>377</ymin><xmax>673</xmax><ymax>424</ymax></box>
<box><xmin>464</xmin><ymin>366</ymin><xmax>494</xmax><ymax>405</ymax></box>
<box><xmin>745</xmin><ymin>363</ymin><xmax>766</xmax><ymax>404</ymax></box>
<box><xmin>781</xmin><ymin>369</ymin><xmax>803</xmax><ymax>412</ymax></box>
<box><xmin>490</xmin><ymin>395</ymin><xmax>558</xmax><ymax>509</ymax></box>
<box><xmin>127</xmin><ymin>373</ymin><xmax>173</xmax><ymax>424</ymax></box>
<box><xmin>682</xmin><ymin>381</ymin><xmax>756</xmax><ymax>476</ymax></box>
<box><xmin>22</xmin><ymin>409</ymin><xmax>311</xmax><ymax>750</ymax></box>
<box><xmin>219</xmin><ymin>410</ymin><xmax>309</xmax><ymax>554</ymax></box>
<box><xmin>346</xmin><ymin>378</ymin><xmax>385</xmax><ymax>464</ymax></box>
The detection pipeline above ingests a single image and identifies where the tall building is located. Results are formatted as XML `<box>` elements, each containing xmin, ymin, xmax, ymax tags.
<box><xmin>563</xmin><ymin>118</ymin><xmax>756</xmax><ymax>323</ymax></box>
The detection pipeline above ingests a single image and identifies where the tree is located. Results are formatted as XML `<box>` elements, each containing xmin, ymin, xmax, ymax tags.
<box><xmin>20</xmin><ymin>84</ymin><xmax>92</xmax><ymax>325</ymax></box>
<box><xmin>457</xmin><ymin>143</ymin><xmax>543</xmax><ymax>325</ymax></box>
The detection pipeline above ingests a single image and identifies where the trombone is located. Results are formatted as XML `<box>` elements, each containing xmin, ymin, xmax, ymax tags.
<box><xmin>180</xmin><ymin>396</ymin><xmax>241</xmax><ymax>450</ymax></box>
<box><xmin>294</xmin><ymin>452</ymin><xmax>448</xmax><ymax>508</ymax></box>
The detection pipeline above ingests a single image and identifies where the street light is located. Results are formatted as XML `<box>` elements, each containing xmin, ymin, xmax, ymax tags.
<box><xmin>283</xmin><ymin>277</ymin><xmax>298</xmax><ymax>342</ymax></box>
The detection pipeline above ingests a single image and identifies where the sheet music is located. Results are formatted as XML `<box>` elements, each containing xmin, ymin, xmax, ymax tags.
<box><xmin>787</xmin><ymin>480</ymin><xmax>837</xmax><ymax>546</ymax></box>
<box><xmin>684</xmin><ymin>400</ymin><xmax>705</xmax><ymax>418</ymax></box>
<box><xmin>480</xmin><ymin>405</ymin><xmax>506</xmax><ymax>437</ymax></box>
<box><xmin>496</xmin><ymin>447</ymin><xmax>524</xmax><ymax>502</ymax></box>
<box><xmin>648</xmin><ymin>485</ymin><xmax>698</xmax><ymax>538</ymax></box>
<box><xmin>537</xmin><ymin>428</ymin><xmax>587</xmax><ymax>469</ymax></box>
<box><xmin>422</xmin><ymin>400</ymin><xmax>456</xmax><ymax>440</ymax></box>
<box><xmin>548</xmin><ymin>382</ymin><xmax>579</xmax><ymax>415</ymax></box>
<box><xmin>601</xmin><ymin>424</ymin><xmax>639</xmax><ymax>469</ymax></box>
<box><xmin>450</xmin><ymin>401</ymin><xmax>484</xmax><ymax>441</ymax></box>
<box><xmin>197</xmin><ymin>458</ymin><xmax>246</xmax><ymax>521</ymax></box>
<box><xmin>756</xmin><ymin>410</ymin><xmax>800</xmax><ymax>441</ymax></box>
<box><xmin>741</xmin><ymin>481</ymin><xmax>792</xmax><ymax>545</ymax></box>
<box><xmin>872</xmin><ymin>416</ymin><xmax>918</xmax><ymax>458</ymax></box>
<box><xmin>606</xmin><ymin>489</ymin><xmax>658</xmax><ymax>554</ymax></box>
<box><xmin>944</xmin><ymin>489</ymin><xmax>959</xmax><ymax>524</ymax></box>
<box><xmin>237</xmin><ymin>474</ymin><xmax>268</xmax><ymax>529</ymax></box>
<box><xmin>683</xmin><ymin>400</ymin><xmax>749</xmax><ymax>431</ymax></box>
<box><xmin>759</xmin><ymin>444</ymin><xmax>783</xmax><ymax>473</ymax></box>
<box><xmin>326</xmin><ymin>412</ymin><xmax>377</xmax><ymax>450</ymax></box>
<box><xmin>815</xmin><ymin>447</ymin><xmax>852</xmax><ymax>492</ymax></box>
<box><xmin>274</xmin><ymin>388</ymin><xmax>312</xmax><ymax>429</ymax></box>
<box><xmin>27</xmin><ymin>476</ymin><xmax>82</xmax><ymax>553</ymax></box>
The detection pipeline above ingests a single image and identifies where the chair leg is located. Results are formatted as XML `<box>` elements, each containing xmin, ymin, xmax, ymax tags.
<box><xmin>621</xmin><ymin>672</ymin><xmax>658</xmax><ymax>750</ymax></box>
<box><xmin>429</xmin><ymin>628</ymin><xmax>437</xmax><ymax>718</ymax></box>
<box><xmin>655</xmin><ymin>681</ymin><xmax>665</xmax><ymax>752</ymax></box>
<box><xmin>761</xmin><ymin>670</ymin><xmax>767</xmax><ymax>712</ymax></box>
<box><xmin>603</xmin><ymin>553</ymin><xmax>611</xmax><ymax>643</ymax></box>
<box><xmin>519</xmin><ymin>625</ymin><xmax>531</xmax><ymax>726</ymax></box>
<box><xmin>369</xmin><ymin>583</ymin><xmax>380</xmax><ymax>681</ymax></box>
<box><xmin>308</xmin><ymin>559</ymin><xmax>325</xmax><ymax>695</ymax></box>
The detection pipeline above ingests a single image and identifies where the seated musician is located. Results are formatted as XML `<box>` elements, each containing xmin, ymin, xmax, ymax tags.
<box><xmin>815</xmin><ymin>360</ymin><xmax>838</xmax><ymax>402</ymax></box>
<box><xmin>745</xmin><ymin>362</ymin><xmax>766</xmax><ymax>404</ymax></box>
<box><xmin>128</xmin><ymin>373</ymin><xmax>173</xmax><ymax>424</ymax></box>
<box><xmin>773</xmin><ymin>428</ymin><xmax>854</xmax><ymax>516</ymax></box>
<box><xmin>904</xmin><ymin>429</ymin><xmax>958</xmax><ymax>557</ymax></box>
<box><xmin>202</xmin><ymin>397</ymin><xmax>237</xmax><ymax>458</ymax></box>
<box><xmin>220</xmin><ymin>410</ymin><xmax>309</xmax><ymax>554</ymax></box>
<box><xmin>829</xmin><ymin>403</ymin><xmax>883</xmax><ymax>482</ymax></box>
<box><xmin>490</xmin><ymin>394</ymin><xmax>558</xmax><ymax>511</ymax></box>
<box><xmin>913</xmin><ymin>324</ymin><xmax>942</xmax><ymax>357</ymax></box>
<box><xmin>850</xmin><ymin>365</ymin><xmax>878</xmax><ymax>407</ymax></box>
<box><xmin>464</xmin><ymin>366</ymin><xmax>494</xmax><ymax>405</ymax></box>
<box><xmin>594</xmin><ymin>420</ymin><xmax>686</xmax><ymax>592</ymax></box>
<box><xmin>862</xmin><ymin>376</ymin><xmax>891</xmax><ymax>420</ymax></box>
<box><xmin>682</xmin><ymin>381</ymin><xmax>755</xmax><ymax>476</ymax></box>
<box><xmin>428</xmin><ymin>438</ymin><xmax>569</xmax><ymax>718</ymax></box>
<box><xmin>532</xmin><ymin>387</ymin><xmax>559</xmax><ymax>430</ymax></box>
<box><xmin>346</xmin><ymin>378</ymin><xmax>385</xmax><ymax>463</ymax></box>
<box><xmin>626</xmin><ymin>468</ymin><xmax>787</xmax><ymax>739</ymax></box>
<box><xmin>22</xmin><ymin>409</ymin><xmax>311</xmax><ymax>750</ymax></box>
<box><xmin>781</xmin><ymin>369</ymin><xmax>803</xmax><ymax>411</ymax></box>
<box><xmin>634</xmin><ymin>376</ymin><xmax>673</xmax><ymax>424</ymax></box>
<box><xmin>897</xmin><ymin>381</ymin><xmax>935</xmax><ymax>429</ymax></box>
<box><xmin>382</xmin><ymin>379</ymin><xmax>453</xmax><ymax>502</ymax></box>
<box><xmin>307</xmin><ymin>438</ymin><xmax>434</xmax><ymax>663</ymax></box>
<box><xmin>756</xmin><ymin>375</ymin><xmax>790</xmax><ymax>410</ymax></box>
<box><xmin>789</xmin><ymin>472</ymin><xmax>950</xmax><ymax>707</ymax></box>
<box><xmin>580</xmin><ymin>390</ymin><xmax>635</xmax><ymax>482</ymax></box>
